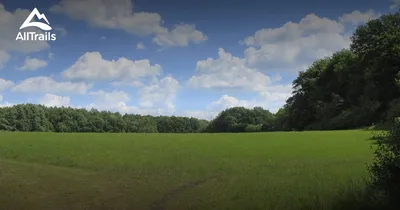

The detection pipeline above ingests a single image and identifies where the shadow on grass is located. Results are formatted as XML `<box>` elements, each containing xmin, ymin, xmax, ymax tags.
<box><xmin>327</xmin><ymin>180</ymin><xmax>399</xmax><ymax>210</ymax></box>
<box><xmin>296</xmin><ymin>178</ymin><xmax>399</xmax><ymax>210</ymax></box>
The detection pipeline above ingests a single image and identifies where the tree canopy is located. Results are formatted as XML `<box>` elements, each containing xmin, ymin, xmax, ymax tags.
<box><xmin>0</xmin><ymin>104</ymin><xmax>208</xmax><ymax>133</ymax></box>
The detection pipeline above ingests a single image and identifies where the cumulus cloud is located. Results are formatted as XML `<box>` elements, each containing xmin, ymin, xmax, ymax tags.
<box><xmin>0</xmin><ymin>78</ymin><xmax>14</xmax><ymax>91</ymax></box>
<box><xmin>84</xmin><ymin>88</ymin><xmax>179</xmax><ymax>116</ymax></box>
<box><xmin>188</xmin><ymin>48</ymin><xmax>271</xmax><ymax>91</ymax></box>
<box><xmin>259</xmin><ymin>85</ymin><xmax>292</xmax><ymax>102</ymax></box>
<box><xmin>12</xmin><ymin>76</ymin><xmax>92</xmax><ymax>94</ymax></box>
<box><xmin>50</xmin><ymin>0</ymin><xmax>163</xmax><ymax>35</ymax></box>
<box><xmin>183</xmin><ymin>95</ymin><xmax>257</xmax><ymax>120</ymax></box>
<box><xmin>181</xmin><ymin>110</ymin><xmax>217</xmax><ymax>121</ymax></box>
<box><xmin>340</xmin><ymin>10</ymin><xmax>380</xmax><ymax>25</ymax></box>
<box><xmin>91</xmin><ymin>77</ymin><xmax>180</xmax><ymax>115</ymax></box>
<box><xmin>0</xmin><ymin>4</ymin><xmax>49</xmax><ymax>53</ymax></box>
<box><xmin>39</xmin><ymin>94</ymin><xmax>71</xmax><ymax>107</ymax></box>
<box><xmin>37</xmin><ymin>89</ymin><xmax>176</xmax><ymax>116</ymax></box>
<box><xmin>50</xmin><ymin>0</ymin><xmax>206</xmax><ymax>47</ymax></box>
<box><xmin>243</xmin><ymin>14</ymin><xmax>344</xmax><ymax>47</ymax></box>
<box><xmin>184</xmin><ymin>87</ymin><xmax>292</xmax><ymax>120</ymax></box>
<box><xmin>62</xmin><ymin>52</ymin><xmax>162</xmax><ymax>81</ymax></box>
<box><xmin>242</xmin><ymin>11</ymin><xmax>377</xmax><ymax>72</ymax></box>
<box><xmin>153</xmin><ymin>24</ymin><xmax>207</xmax><ymax>47</ymax></box>
<box><xmin>19</xmin><ymin>57</ymin><xmax>48</xmax><ymax>71</ymax></box>
<box><xmin>208</xmin><ymin>95</ymin><xmax>254</xmax><ymax>111</ymax></box>
<box><xmin>139</xmin><ymin>76</ymin><xmax>180</xmax><ymax>110</ymax></box>
<box><xmin>89</xmin><ymin>90</ymin><xmax>130</xmax><ymax>104</ymax></box>
<box><xmin>81</xmin><ymin>100</ymin><xmax>174</xmax><ymax>117</ymax></box>
<box><xmin>0</xmin><ymin>4</ymin><xmax>50</xmax><ymax>68</ymax></box>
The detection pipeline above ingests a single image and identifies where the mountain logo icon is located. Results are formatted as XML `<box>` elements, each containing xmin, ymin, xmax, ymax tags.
<box><xmin>20</xmin><ymin>8</ymin><xmax>52</xmax><ymax>31</ymax></box>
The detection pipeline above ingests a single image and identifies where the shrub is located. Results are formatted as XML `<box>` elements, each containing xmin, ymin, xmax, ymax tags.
<box><xmin>368</xmin><ymin>117</ymin><xmax>400</xmax><ymax>207</ymax></box>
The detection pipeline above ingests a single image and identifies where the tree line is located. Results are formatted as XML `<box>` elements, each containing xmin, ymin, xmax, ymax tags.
<box><xmin>0</xmin><ymin>104</ymin><xmax>208</xmax><ymax>133</ymax></box>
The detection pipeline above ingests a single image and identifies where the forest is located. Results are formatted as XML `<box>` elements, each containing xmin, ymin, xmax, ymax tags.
<box><xmin>1</xmin><ymin>11</ymin><xmax>400</xmax><ymax>133</ymax></box>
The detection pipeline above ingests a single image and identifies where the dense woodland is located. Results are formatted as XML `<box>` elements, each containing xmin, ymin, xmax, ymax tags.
<box><xmin>1</xmin><ymin>11</ymin><xmax>400</xmax><ymax>133</ymax></box>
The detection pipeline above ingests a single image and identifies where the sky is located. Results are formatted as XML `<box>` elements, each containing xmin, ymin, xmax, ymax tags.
<box><xmin>0</xmin><ymin>0</ymin><xmax>399</xmax><ymax>120</ymax></box>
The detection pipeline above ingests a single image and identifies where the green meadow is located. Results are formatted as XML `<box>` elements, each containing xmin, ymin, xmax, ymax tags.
<box><xmin>0</xmin><ymin>131</ymin><xmax>374</xmax><ymax>210</ymax></box>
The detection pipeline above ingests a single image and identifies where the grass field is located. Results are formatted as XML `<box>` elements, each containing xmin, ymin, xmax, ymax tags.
<box><xmin>0</xmin><ymin>131</ymin><xmax>375</xmax><ymax>210</ymax></box>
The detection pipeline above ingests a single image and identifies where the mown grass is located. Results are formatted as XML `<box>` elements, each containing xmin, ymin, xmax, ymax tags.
<box><xmin>0</xmin><ymin>131</ymin><xmax>374</xmax><ymax>210</ymax></box>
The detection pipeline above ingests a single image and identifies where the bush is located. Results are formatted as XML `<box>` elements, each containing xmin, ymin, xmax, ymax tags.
<box><xmin>368</xmin><ymin>117</ymin><xmax>400</xmax><ymax>207</ymax></box>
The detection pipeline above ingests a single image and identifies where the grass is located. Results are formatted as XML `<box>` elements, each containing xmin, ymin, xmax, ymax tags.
<box><xmin>0</xmin><ymin>131</ymin><xmax>374</xmax><ymax>210</ymax></box>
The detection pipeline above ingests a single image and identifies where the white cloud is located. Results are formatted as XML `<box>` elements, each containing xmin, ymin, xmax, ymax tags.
<box><xmin>39</xmin><ymin>94</ymin><xmax>71</xmax><ymax>107</ymax></box>
<box><xmin>51</xmin><ymin>0</ymin><xmax>206</xmax><ymax>47</ymax></box>
<box><xmin>111</xmin><ymin>80</ymin><xmax>144</xmax><ymax>87</ymax></box>
<box><xmin>182</xmin><ymin>95</ymin><xmax>254</xmax><ymax>120</ymax></box>
<box><xmin>339</xmin><ymin>10</ymin><xmax>380</xmax><ymax>25</ymax></box>
<box><xmin>45</xmin><ymin>89</ymin><xmax>175</xmax><ymax>116</ymax></box>
<box><xmin>153</xmin><ymin>24</ymin><xmax>207</xmax><ymax>47</ymax></box>
<box><xmin>259</xmin><ymin>84</ymin><xmax>293</xmax><ymax>113</ymax></box>
<box><xmin>208</xmin><ymin>95</ymin><xmax>254</xmax><ymax>111</ymax></box>
<box><xmin>12</xmin><ymin>76</ymin><xmax>92</xmax><ymax>94</ymax></box>
<box><xmin>184</xmin><ymin>84</ymin><xmax>293</xmax><ymax>120</ymax></box>
<box><xmin>243</xmin><ymin>14</ymin><xmax>344</xmax><ymax>46</ymax></box>
<box><xmin>132</xmin><ymin>81</ymin><xmax>144</xmax><ymax>87</ymax></box>
<box><xmin>391</xmin><ymin>0</ymin><xmax>400</xmax><ymax>9</ymax></box>
<box><xmin>0</xmin><ymin>94</ymin><xmax>2</xmax><ymax>102</ymax></box>
<box><xmin>259</xmin><ymin>85</ymin><xmax>292</xmax><ymax>102</ymax></box>
<box><xmin>188</xmin><ymin>48</ymin><xmax>271</xmax><ymax>91</ymax></box>
<box><xmin>54</xmin><ymin>27</ymin><xmax>68</xmax><ymax>36</ymax></box>
<box><xmin>136</xmin><ymin>42</ymin><xmax>146</xmax><ymax>50</ymax></box>
<box><xmin>182</xmin><ymin>110</ymin><xmax>218</xmax><ymax>120</ymax></box>
<box><xmin>139</xmin><ymin>76</ymin><xmax>180</xmax><ymax>110</ymax></box>
<box><xmin>82</xmin><ymin>101</ymin><xmax>174</xmax><ymax>117</ymax></box>
<box><xmin>0</xmin><ymin>4</ymin><xmax>49</xmax><ymax>53</ymax></box>
<box><xmin>83</xmin><ymin>90</ymin><xmax>166</xmax><ymax>116</ymax></box>
<box><xmin>50</xmin><ymin>0</ymin><xmax>163</xmax><ymax>36</ymax></box>
<box><xmin>89</xmin><ymin>90</ymin><xmax>130</xmax><ymax>104</ymax></box>
<box><xmin>242</xmin><ymin>12</ymin><xmax>377</xmax><ymax>71</ymax></box>
<box><xmin>19</xmin><ymin>57</ymin><xmax>48</xmax><ymax>71</ymax></box>
<box><xmin>0</xmin><ymin>4</ymin><xmax>50</xmax><ymax>68</ymax></box>
<box><xmin>0</xmin><ymin>78</ymin><xmax>14</xmax><ymax>91</ymax></box>
<box><xmin>62</xmin><ymin>52</ymin><xmax>162</xmax><ymax>81</ymax></box>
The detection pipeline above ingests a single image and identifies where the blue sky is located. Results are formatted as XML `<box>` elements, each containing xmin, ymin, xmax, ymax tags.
<box><xmin>0</xmin><ymin>0</ymin><xmax>398</xmax><ymax>119</ymax></box>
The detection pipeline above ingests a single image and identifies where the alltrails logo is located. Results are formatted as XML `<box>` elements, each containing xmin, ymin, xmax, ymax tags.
<box><xmin>16</xmin><ymin>8</ymin><xmax>56</xmax><ymax>41</ymax></box>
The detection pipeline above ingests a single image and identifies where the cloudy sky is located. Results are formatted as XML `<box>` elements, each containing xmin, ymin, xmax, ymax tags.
<box><xmin>0</xmin><ymin>0</ymin><xmax>398</xmax><ymax>119</ymax></box>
